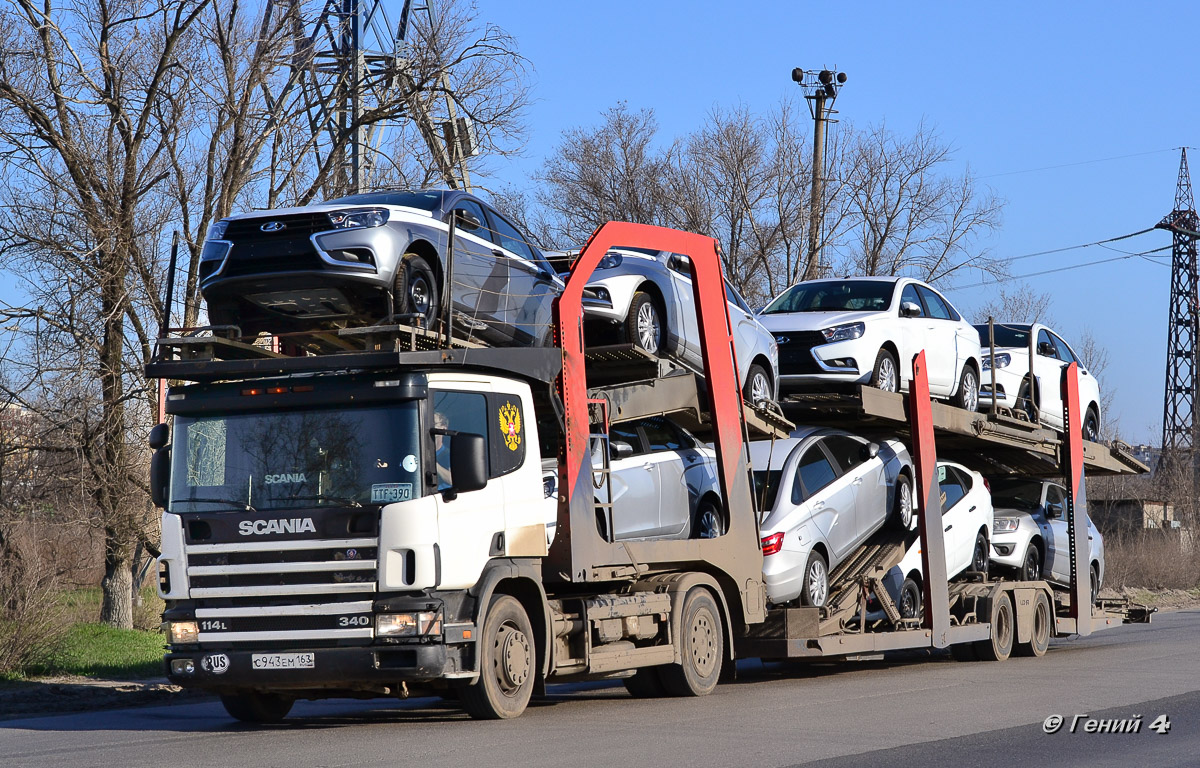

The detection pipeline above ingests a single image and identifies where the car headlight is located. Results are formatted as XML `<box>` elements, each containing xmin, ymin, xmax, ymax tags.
<box><xmin>596</xmin><ymin>251</ymin><xmax>624</xmax><ymax>269</ymax></box>
<box><xmin>205</xmin><ymin>220</ymin><xmax>229</xmax><ymax>241</ymax></box>
<box><xmin>376</xmin><ymin>611</ymin><xmax>443</xmax><ymax>637</ymax></box>
<box><xmin>166</xmin><ymin>620</ymin><xmax>199</xmax><ymax>644</ymax></box>
<box><xmin>327</xmin><ymin>208</ymin><xmax>389</xmax><ymax>230</ymax></box>
<box><xmin>820</xmin><ymin>322</ymin><xmax>865</xmax><ymax>344</ymax></box>
<box><xmin>982</xmin><ymin>353</ymin><xmax>1011</xmax><ymax>371</ymax></box>
<box><xmin>993</xmin><ymin>517</ymin><xmax>1020</xmax><ymax>533</ymax></box>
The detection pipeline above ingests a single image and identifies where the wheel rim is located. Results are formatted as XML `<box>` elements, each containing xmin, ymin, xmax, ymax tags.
<box><xmin>494</xmin><ymin>622</ymin><xmax>531</xmax><ymax>697</ymax></box>
<box><xmin>636</xmin><ymin>302</ymin><xmax>661</xmax><ymax>353</ymax></box>
<box><xmin>409</xmin><ymin>273</ymin><xmax>432</xmax><ymax>317</ymax></box>
<box><xmin>1084</xmin><ymin>411</ymin><xmax>1099</xmax><ymax>442</ymax></box>
<box><xmin>899</xmin><ymin>585</ymin><xmax>919</xmax><ymax>619</ymax></box>
<box><xmin>1033</xmin><ymin>599</ymin><xmax>1050</xmax><ymax>648</ymax></box>
<box><xmin>750</xmin><ymin>372</ymin><xmax>771</xmax><ymax>404</ymax></box>
<box><xmin>962</xmin><ymin>370</ymin><xmax>978</xmax><ymax>411</ymax></box>
<box><xmin>898</xmin><ymin>480</ymin><xmax>913</xmax><ymax>528</ymax></box>
<box><xmin>697</xmin><ymin>505</ymin><xmax>721</xmax><ymax>539</ymax></box>
<box><xmin>876</xmin><ymin>356</ymin><xmax>897</xmax><ymax>392</ymax></box>
<box><xmin>996</xmin><ymin>602</ymin><xmax>1013</xmax><ymax>650</ymax></box>
<box><xmin>1023</xmin><ymin>549</ymin><xmax>1040</xmax><ymax>581</ymax></box>
<box><xmin>807</xmin><ymin>559</ymin><xmax>828</xmax><ymax>606</ymax></box>
<box><xmin>973</xmin><ymin>537</ymin><xmax>988</xmax><ymax>573</ymax></box>
<box><xmin>1091</xmin><ymin>568</ymin><xmax>1099</xmax><ymax>605</ymax></box>
<box><xmin>689</xmin><ymin>607</ymin><xmax>719</xmax><ymax>678</ymax></box>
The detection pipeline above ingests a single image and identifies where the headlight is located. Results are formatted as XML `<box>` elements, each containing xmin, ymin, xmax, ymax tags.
<box><xmin>982</xmin><ymin>353</ymin><xmax>1011</xmax><ymax>371</ymax></box>
<box><xmin>376</xmin><ymin>611</ymin><xmax>443</xmax><ymax>637</ymax></box>
<box><xmin>327</xmin><ymin>208</ymin><xmax>389</xmax><ymax>230</ymax></box>
<box><xmin>206</xmin><ymin>220</ymin><xmax>229</xmax><ymax>241</ymax></box>
<box><xmin>820</xmin><ymin>322</ymin><xmax>865</xmax><ymax>344</ymax></box>
<box><xmin>596</xmin><ymin>251</ymin><xmax>624</xmax><ymax>269</ymax></box>
<box><xmin>166</xmin><ymin>620</ymin><xmax>199</xmax><ymax>644</ymax></box>
<box><xmin>993</xmin><ymin>517</ymin><xmax>1020</xmax><ymax>533</ymax></box>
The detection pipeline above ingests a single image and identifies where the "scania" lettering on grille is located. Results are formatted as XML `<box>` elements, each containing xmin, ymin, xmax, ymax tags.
<box><xmin>264</xmin><ymin>473</ymin><xmax>307</xmax><ymax>484</ymax></box>
<box><xmin>238</xmin><ymin>518</ymin><xmax>317</xmax><ymax>536</ymax></box>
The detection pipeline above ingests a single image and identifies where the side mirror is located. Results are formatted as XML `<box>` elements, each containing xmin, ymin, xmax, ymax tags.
<box><xmin>1037</xmin><ymin>341</ymin><xmax>1056</xmax><ymax>357</ymax></box>
<box><xmin>448</xmin><ymin>433</ymin><xmax>487</xmax><ymax>495</ymax></box>
<box><xmin>1046</xmin><ymin>503</ymin><xmax>1063</xmax><ymax>519</ymax></box>
<box><xmin>454</xmin><ymin>209</ymin><xmax>482</xmax><ymax>232</ymax></box>
<box><xmin>149</xmin><ymin>423</ymin><xmax>169</xmax><ymax>450</ymax></box>
<box><xmin>900</xmin><ymin>301</ymin><xmax>922</xmax><ymax>318</ymax></box>
<box><xmin>861</xmin><ymin>442</ymin><xmax>880</xmax><ymax>460</ymax></box>
<box><xmin>610</xmin><ymin>441</ymin><xmax>635</xmax><ymax>460</ymax></box>
<box><xmin>150</xmin><ymin>447</ymin><xmax>171</xmax><ymax>508</ymax></box>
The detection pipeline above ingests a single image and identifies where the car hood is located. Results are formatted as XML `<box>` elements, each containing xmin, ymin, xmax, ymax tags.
<box><xmin>225</xmin><ymin>202</ymin><xmax>434</xmax><ymax>221</ymax></box>
<box><xmin>756</xmin><ymin>310</ymin><xmax>880</xmax><ymax>332</ymax></box>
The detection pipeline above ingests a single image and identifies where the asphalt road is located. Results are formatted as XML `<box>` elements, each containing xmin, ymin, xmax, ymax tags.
<box><xmin>3</xmin><ymin>609</ymin><xmax>1198</xmax><ymax>768</ymax></box>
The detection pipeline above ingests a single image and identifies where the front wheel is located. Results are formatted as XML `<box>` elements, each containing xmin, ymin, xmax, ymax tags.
<box><xmin>953</xmin><ymin>365</ymin><xmax>979</xmax><ymax>411</ymax></box>
<box><xmin>1083</xmin><ymin>406</ymin><xmax>1101</xmax><ymax>442</ymax></box>
<box><xmin>220</xmin><ymin>691</ymin><xmax>294</xmax><ymax>723</ymax></box>
<box><xmin>871</xmin><ymin>349</ymin><xmax>899</xmax><ymax>393</ymax></box>
<box><xmin>625</xmin><ymin>291</ymin><xmax>664</xmax><ymax>355</ymax></box>
<box><xmin>799</xmin><ymin>550</ymin><xmax>829</xmax><ymax>608</ymax></box>
<box><xmin>744</xmin><ymin>363</ymin><xmax>774</xmax><ymax>406</ymax></box>
<box><xmin>897</xmin><ymin>577</ymin><xmax>922</xmax><ymax>621</ymax></box>
<box><xmin>971</xmin><ymin>531</ymin><xmax>990</xmax><ymax>576</ymax></box>
<box><xmin>692</xmin><ymin>497</ymin><xmax>725</xmax><ymax>539</ymax></box>
<box><xmin>393</xmin><ymin>253</ymin><xmax>441</xmax><ymax>330</ymax></box>
<box><xmin>1090</xmin><ymin>564</ymin><xmax>1101</xmax><ymax>607</ymax></box>
<box><xmin>893</xmin><ymin>474</ymin><xmax>914</xmax><ymax>531</ymax></box>
<box><xmin>658</xmin><ymin>588</ymin><xmax>724</xmax><ymax>697</ymax></box>
<box><xmin>1020</xmin><ymin>544</ymin><xmax>1042</xmax><ymax>581</ymax></box>
<box><xmin>459</xmin><ymin>595</ymin><xmax>536</xmax><ymax>720</ymax></box>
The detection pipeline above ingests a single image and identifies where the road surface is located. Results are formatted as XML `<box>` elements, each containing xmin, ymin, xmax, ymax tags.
<box><xmin>3</xmin><ymin>609</ymin><xmax>1197</xmax><ymax>768</ymax></box>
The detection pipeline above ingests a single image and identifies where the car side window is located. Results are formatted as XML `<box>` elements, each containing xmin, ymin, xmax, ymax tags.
<box><xmin>1036</xmin><ymin>329</ymin><xmax>1055</xmax><ymax>357</ymax></box>
<box><xmin>1045</xmin><ymin>485</ymin><xmax>1066</xmax><ymax>516</ymax></box>
<box><xmin>609</xmin><ymin>422</ymin><xmax>645</xmax><ymax>456</ymax></box>
<box><xmin>934</xmin><ymin>289</ymin><xmax>963</xmax><ymax>321</ymax></box>
<box><xmin>1051</xmin><ymin>333</ymin><xmax>1077</xmax><ymax>364</ymax></box>
<box><xmin>900</xmin><ymin>284</ymin><xmax>924</xmax><ymax>317</ymax></box>
<box><xmin>916</xmin><ymin>286</ymin><xmax>952</xmax><ymax>320</ymax></box>
<box><xmin>640</xmin><ymin>417</ymin><xmax>689</xmax><ymax>452</ymax></box>
<box><xmin>726</xmin><ymin>281</ymin><xmax>753</xmax><ymax>315</ymax></box>
<box><xmin>487</xmin><ymin>209</ymin><xmax>536</xmax><ymax>261</ymax></box>
<box><xmin>938</xmin><ymin>466</ymin><xmax>968</xmax><ymax>512</ymax></box>
<box><xmin>450</xmin><ymin>200</ymin><xmax>489</xmax><ymax>237</ymax></box>
<box><xmin>821</xmin><ymin>435</ymin><xmax>866</xmax><ymax>473</ymax></box>
<box><xmin>792</xmin><ymin>445</ymin><xmax>839</xmax><ymax>505</ymax></box>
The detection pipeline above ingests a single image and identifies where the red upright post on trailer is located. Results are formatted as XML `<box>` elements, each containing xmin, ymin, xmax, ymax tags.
<box><xmin>1060</xmin><ymin>362</ymin><xmax>1092</xmax><ymax>635</ymax></box>
<box><xmin>909</xmin><ymin>351</ymin><xmax>951</xmax><ymax>647</ymax></box>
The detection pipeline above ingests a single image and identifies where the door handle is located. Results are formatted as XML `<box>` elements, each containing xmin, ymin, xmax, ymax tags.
<box><xmin>852</xmin><ymin>477</ymin><xmax>863</xmax><ymax>486</ymax></box>
<box><xmin>641</xmin><ymin>463</ymin><xmax>653</xmax><ymax>471</ymax></box>
<box><xmin>814</xmin><ymin>501</ymin><xmax>825</xmax><ymax>510</ymax></box>
<box><xmin>969</xmin><ymin>506</ymin><xmax>977</xmax><ymax>512</ymax></box>
<box><xmin>944</xmin><ymin>524</ymin><xmax>953</xmax><ymax>531</ymax></box>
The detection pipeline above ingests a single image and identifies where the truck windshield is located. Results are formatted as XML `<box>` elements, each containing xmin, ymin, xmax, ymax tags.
<box><xmin>169</xmin><ymin>403</ymin><xmax>421</xmax><ymax>514</ymax></box>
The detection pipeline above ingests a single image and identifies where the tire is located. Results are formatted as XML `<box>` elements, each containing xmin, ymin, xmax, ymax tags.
<box><xmin>459</xmin><ymin>595</ymin><xmax>536</xmax><ymax>720</ymax></box>
<box><xmin>953</xmin><ymin>364</ymin><xmax>979</xmax><ymax>411</ymax></box>
<box><xmin>1090</xmin><ymin>564</ymin><xmax>1100</xmax><ymax>607</ymax></box>
<box><xmin>220</xmin><ymin>692</ymin><xmax>294</xmax><ymax>723</ymax></box>
<box><xmin>1015</xmin><ymin>591</ymin><xmax>1051</xmax><ymax>658</ymax></box>
<box><xmin>1020</xmin><ymin>543</ymin><xmax>1042</xmax><ymax>581</ymax></box>
<box><xmin>393</xmin><ymin>253</ymin><xmax>440</xmax><ymax>330</ymax></box>
<box><xmin>658</xmin><ymin>589</ymin><xmax>724</xmax><ymax>697</ymax></box>
<box><xmin>799</xmin><ymin>550</ymin><xmax>829</xmax><ymax>608</ymax></box>
<box><xmin>692</xmin><ymin>497</ymin><xmax>725</xmax><ymax>539</ymax></box>
<box><xmin>623</xmin><ymin>667</ymin><xmax>668</xmax><ymax>698</ymax></box>
<box><xmin>893</xmin><ymin>473</ymin><xmax>914</xmax><ymax>531</ymax></box>
<box><xmin>871</xmin><ymin>349</ymin><xmax>899</xmax><ymax>393</ymax></box>
<box><xmin>897</xmin><ymin>577</ymin><xmax>922</xmax><ymax>621</ymax></box>
<box><xmin>973</xmin><ymin>591</ymin><xmax>1014</xmax><ymax>661</ymax></box>
<box><xmin>1018</xmin><ymin>378</ymin><xmax>1039</xmax><ymax>423</ymax></box>
<box><xmin>971</xmin><ymin>531</ymin><xmax>990</xmax><ymax>577</ymax></box>
<box><xmin>744</xmin><ymin>363</ymin><xmax>773</xmax><ymax>405</ymax></box>
<box><xmin>624</xmin><ymin>291</ymin><xmax>664</xmax><ymax>355</ymax></box>
<box><xmin>1083</xmin><ymin>406</ymin><xmax>1101</xmax><ymax>443</ymax></box>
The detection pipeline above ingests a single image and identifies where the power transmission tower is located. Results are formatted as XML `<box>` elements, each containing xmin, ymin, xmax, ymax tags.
<box><xmin>1156</xmin><ymin>148</ymin><xmax>1200</xmax><ymax>477</ymax></box>
<box><xmin>289</xmin><ymin>0</ymin><xmax>475</xmax><ymax>196</ymax></box>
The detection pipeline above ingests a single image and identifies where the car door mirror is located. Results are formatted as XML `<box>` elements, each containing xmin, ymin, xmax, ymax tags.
<box><xmin>1045</xmin><ymin>502</ymin><xmax>1063</xmax><ymax>519</ymax></box>
<box><xmin>446</xmin><ymin>433</ymin><xmax>487</xmax><ymax>498</ymax></box>
<box><xmin>454</xmin><ymin>209</ymin><xmax>482</xmax><ymax>232</ymax></box>
<box><xmin>900</xmin><ymin>301</ymin><xmax>922</xmax><ymax>318</ymax></box>
<box><xmin>1037</xmin><ymin>341</ymin><xmax>1056</xmax><ymax>357</ymax></box>
<box><xmin>860</xmin><ymin>442</ymin><xmax>880</xmax><ymax>460</ymax></box>
<box><xmin>610</xmin><ymin>441</ymin><xmax>635</xmax><ymax>460</ymax></box>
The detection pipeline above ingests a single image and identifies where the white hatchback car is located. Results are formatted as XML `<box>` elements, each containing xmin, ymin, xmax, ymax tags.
<box><xmin>988</xmin><ymin>477</ymin><xmax>1105</xmax><ymax>602</ymax></box>
<box><xmin>758</xmin><ymin>277</ymin><xmax>982</xmax><ymax>408</ymax></box>
<box><xmin>752</xmin><ymin>428</ymin><xmax>913</xmax><ymax>607</ymax></box>
<box><xmin>878</xmin><ymin>461</ymin><xmax>994</xmax><ymax>620</ymax></box>
<box><xmin>975</xmin><ymin>322</ymin><xmax>1103</xmax><ymax>441</ymax></box>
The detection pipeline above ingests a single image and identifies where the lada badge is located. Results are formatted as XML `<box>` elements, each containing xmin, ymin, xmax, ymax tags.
<box><xmin>260</xmin><ymin>221</ymin><xmax>286</xmax><ymax>233</ymax></box>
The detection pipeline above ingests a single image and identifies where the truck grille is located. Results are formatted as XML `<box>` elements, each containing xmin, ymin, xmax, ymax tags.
<box><xmin>776</xmin><ymin>330</ymin><xmax>826</xmax><ymax>375</ymax></box>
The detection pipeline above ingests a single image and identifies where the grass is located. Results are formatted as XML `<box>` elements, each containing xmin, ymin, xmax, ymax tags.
<box><xmin>25</xmin><ymin>623</ymin><xmax>165</xmax><ymax>680</ymax></box>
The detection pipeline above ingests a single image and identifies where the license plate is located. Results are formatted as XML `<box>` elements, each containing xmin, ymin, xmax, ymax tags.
<box><xmin>251</xmin><ymin>652</ymin><xmax>315</xmax><ymax>670</ymax></box>
<box><xmin>371</xmin><ymin>483</ymin><xmax>413</xmax><ymax>503</ymax></box>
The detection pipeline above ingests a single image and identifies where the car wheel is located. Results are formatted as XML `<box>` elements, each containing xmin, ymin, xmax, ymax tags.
<box><xmin>692</xmin><ymin>497</ymin><xmax>725</xmax><ymax>539</ymax></box>
<box><xmin>893</xmin><ymin>473</ymin><xmax>914</xmax><ymax>530</ymax></box>
<box><xmin>871</xmin><ymin>349</ymin><xmax>899</xmax><ymax>393</ymax></box>
<box><xmin>897</xmin><ymin>577</ymin><xmax>922</xmax><ymax>621</ymax></box>
<box><xmin>800</xmin><ymin>550</ymin><xmax>829</xmax><ymax>608</ymax></box>
<box><xmin>744</xmin><ymin>363</ymin><xmax>773</xmax><ymax>405</ymax></box>
<box><xmin>220</xmin><ymin>691</ymin><xmax>294</xmax><ymax>723</ymax></box>
<box><xmin>658</xmin><ymin>588</ymin><xmax>724</xmax><ymax>697</ymax></box>
<box><xmin>973</xmin><ymin>592</ymin><xmax>1014</xmax><ymax>661</ymax></box>
<box><xmin>459</xmin><ymin>594</ymin><xmax>536</xmax><ymax>720</ymax></box>
<box><xmin>1020</xmin><ymin>543</ymin><xmax>1042</xmax><ymax>581</ymax></box>
<box><xmin>1090</xmin><ymin>564</ymin><xmax>1100</xmax><ymax>607</ymax></box>
<box><xmin>1014</xmin><ymin>590</ymin><xmax>1051</xmax><ymax>658</ymax></box>
<box><xmin>971</xmin><ymin>531</ymin><xmax>990</xmax><ymax>576</ymax></box>
<box><xmin>953</xmin><ymin>365</ymin><xmax>979</xmax><ymax>411</ymax></box>
<box><xmin>1083</xmin><ymin>406</ymin><xmax>1101</xmax><ymax>442</ymax></box>
<box><xmin>1018</xmin><ymin>378</ymin><xmax>1039</xmax><ymax>423</ymax></box>
<box><xmin>393</xmin><ymin>253</ymin><xmax>440</xmax><ymax>330</ymax></box>
<box><xmin>625</xmin><ymin>291</ymin><xmax>664</xmax><ymax>355</ymax></box>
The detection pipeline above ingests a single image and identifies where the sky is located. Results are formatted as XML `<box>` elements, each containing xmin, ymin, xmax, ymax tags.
<box><xmin>478</xmin><ymin>0</ymin><xmax>1200</xmax><ymax>444</ymax></box>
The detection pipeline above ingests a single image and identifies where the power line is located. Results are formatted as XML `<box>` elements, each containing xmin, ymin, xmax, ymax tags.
<box><xmin>980</xmin><ymin>148</ymin><xmax>1185</xmax><ymax>179</ymax></box>
<box><xmin>956</xmin><ymin>244</ymin><xmax>1173</xmax><ymax>290</ymax></box>
<box><xmin>996</xmin><ymin>228</ymin><xmax>1157</xmax><ymax>265</ymax></box>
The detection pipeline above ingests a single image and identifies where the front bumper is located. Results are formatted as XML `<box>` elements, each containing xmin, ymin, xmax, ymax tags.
<box><xmin>990</xmin><ymin>534</ymin><xmax>1025</xmax><ymax>569</ymax></box>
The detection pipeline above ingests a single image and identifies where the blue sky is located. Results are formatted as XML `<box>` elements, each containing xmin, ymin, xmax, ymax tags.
<box><xmin>482</xmin><ymin>0</ymin><xmax>1200</xmax><ymax>443</ymax></box>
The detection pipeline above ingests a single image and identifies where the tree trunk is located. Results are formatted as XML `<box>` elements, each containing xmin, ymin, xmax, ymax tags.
<box><xmin>100</xmin><ymin>542</ymin><xmax>134</xmax><ymax>629</ymax></box>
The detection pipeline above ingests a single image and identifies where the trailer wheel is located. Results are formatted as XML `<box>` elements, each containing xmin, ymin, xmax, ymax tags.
<box><xmin>659</xmin><ymin>589</ymin><xmax>724</xmax><ymax>697</ymax></box>
<box><xmin>460</xmin><ymin>594</ymin><xmax>535</xmax><ymax>720</ymax></box>
<box><xmin>623</xmin><ymin>667</ymin><xmax>667</xmax><ymax>698</ymax></box>
<box><xmin>1015</xmin><ymin>591</ymin><xmax>1051</xmax><ymax>658</ymax></box>
<box><xmin>220</xmin><ymin>691</ymin><xmax>294</xmax><ymax>723</ymax></box>
<box><xmin>973</xmin><ymin>592</ymin><xmax>1014</xmax><ymax>661</ymax></box>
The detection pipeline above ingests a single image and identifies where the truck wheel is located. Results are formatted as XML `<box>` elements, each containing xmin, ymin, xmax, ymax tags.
<box><xmin>393</xmin><ymin>253</ymin><xmax>440</xmax><ymax>330</ymax></box>
<box><xmin>973</xmin><ymin>592</ymin><xmax>1014</xmax><ymax>661</ymax></box>
<box><xmin>897</xmin><ymin>577</ymin><xmax>922</xmax><ymax>621</ymax></box>
<box><xmin>623</xmin><ymin>667</ymin><xmax>667</xmax><ymax>698</ymax></box>
<box><xmin>1015</xmin><ymin>591</ymin><xmax>1051</xmax><ymax>658</ymax></box>
<box><xmin>659</xmin><ymin>588</ymin><xmax>724</xmax><ymax>697</ymax></box>
<box><xmin>800</xmin><ymin>550</ymin><xmax>829</xmax><ymax>608</ymax></box>
<box><xmin>220</xmin><ymin>691</ymin><xmax>294</xmax><ymax>723</ymax></box>
<box><xmin>625</xmin><ymin>292</ymin><xmax>664</xmax><ymax>355</ymax></box>
<box><xmin>460</xmin><ymin>594</ymin><xmax>536</xmax><ymax>720</ymax></box>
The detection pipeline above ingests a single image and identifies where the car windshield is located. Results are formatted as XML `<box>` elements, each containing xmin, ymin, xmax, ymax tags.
<box><xmin>753</xmin><ymin>470</ymin><xmax>782</xmax><ymax>511</ymax></box>
<box><xmin>761</xmin><ymin>280</ymin><xmax>895</xmax><ymax>314</ymax></box>
<box><xmin>975</xmin><ymin>323</ymin><xmax>1031</xmax><ymax>348</ymax></box>
<box><xmin>990</xmin><ymin>478</ymin><xmax>1043</xmax><ymax>511</ymax></box>
<box><xmin>321</xmin><ymin>190</ymin><xmax>443</xmax><ymax>210</ymax></box>
<box><xmin>169</xmin><ymin>403</ymin><xmax>421</xmax><ymax>513</ymax></box>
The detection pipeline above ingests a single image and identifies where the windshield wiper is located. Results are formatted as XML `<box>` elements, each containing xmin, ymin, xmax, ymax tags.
<box><xmin>176</xmin><ymin>497</ymin><xmax>257</xmax><ymax>512</ymax></box>
<box><xmin>284</xmin><ymin>494</ymin><xmax>363</xmax><ymax>508</ymax></box>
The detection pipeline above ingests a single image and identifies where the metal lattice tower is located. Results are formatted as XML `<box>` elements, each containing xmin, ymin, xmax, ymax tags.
<box><xmin>287</xmin><ymin>0</ymin><xmax>474</xmax><ymax>196</ymax></box>
<box><xmin>1157</xmin><ymin>148</ymin><xmax>1200</xmax><ymax>470</ymax></box>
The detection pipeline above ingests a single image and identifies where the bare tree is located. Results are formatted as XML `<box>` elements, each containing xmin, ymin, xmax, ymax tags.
<box><xmin>973</xmin><ymin>283</ymin><xmax>1055</xmax><ymax>326</ymax></box>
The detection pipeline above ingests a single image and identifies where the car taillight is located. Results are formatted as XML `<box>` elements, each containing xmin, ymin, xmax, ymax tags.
<box><xmin>983</xmin><ymin>477</ymin><xmax>991</xmax><ymax>492</ymax></box>
<box><xmin>761</xmin><ymin>532</ymin><xmax>785</xmax><ymax>556</ymax></box>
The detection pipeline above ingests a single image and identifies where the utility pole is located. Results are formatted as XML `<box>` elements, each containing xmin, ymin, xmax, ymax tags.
<box><xmin>792</xmin><ymin>67</ymin><xmax>847</xmax><ymax>280</ymax></box>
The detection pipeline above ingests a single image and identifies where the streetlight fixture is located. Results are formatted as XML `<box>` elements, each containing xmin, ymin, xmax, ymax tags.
<box><xmin>792</xmin><ymin>67</ymin><xmax>847</xmax><ymax>279</ymax></box>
